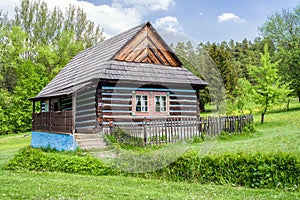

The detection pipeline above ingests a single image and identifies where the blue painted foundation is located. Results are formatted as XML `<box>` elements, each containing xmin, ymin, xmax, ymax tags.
<box><xmin>31</xmin><ymin>131</ymin><xmax>78</xmax><ymax>151</ymax></box>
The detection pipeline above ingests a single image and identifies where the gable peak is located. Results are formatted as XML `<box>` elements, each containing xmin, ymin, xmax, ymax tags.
<box><xmin>113</xmin><ymin>22</ymin><xmax>182</xmax><ymax>67</ymax></box>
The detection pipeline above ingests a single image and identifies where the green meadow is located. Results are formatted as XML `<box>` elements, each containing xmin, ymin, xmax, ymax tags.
<box><xmin>0</xmin><ymin>101</ymin><xmax>299</xmax><ymax>199</ymax></box>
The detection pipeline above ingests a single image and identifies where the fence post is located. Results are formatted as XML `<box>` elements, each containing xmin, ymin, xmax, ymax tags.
<box><xmin>109</xmin><ymin>120</ymin><xmax>113</xmax><ymax>135</ymax></box>
<box><xmin>143</xmin><ymin>117</ymin><xmax>147</xmax><ymax>146</ymax></box>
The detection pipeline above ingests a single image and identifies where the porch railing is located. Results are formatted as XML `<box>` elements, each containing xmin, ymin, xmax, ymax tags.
<box><xmin>32</xmin><ymin>111</ymin><xmax>73</xmax><ymax>134</ymax></box>
<box><xmin>103</xmin><ymin>115</ymin><xmax>253</xmax><ymax>146</ymax></box>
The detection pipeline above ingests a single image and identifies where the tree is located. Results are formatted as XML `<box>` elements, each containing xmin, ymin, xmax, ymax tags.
<box><xmin>0</xmin><ymin>0</ymin><xmax>104</xmax><ymax>134</ymax></box>
<box><xmin>231</xmin><ymin>78</ymin><xmax>253</xmax><ymax>115</ymax></box>
<box><xmin>200</xmin><ymin>42</ymin><xmax>238</xmax><ymax>94</ymax></box>
<box><xmin>248</xmin><ymin>45</ymin><xmax>292</xmax><ymax>123</ymax></box>
<box><xmin>173</xmin><ymin>41</ymin><xmax>227</xmax><ymax>112</ymax></box>
<box><xmin>12</xmin><ymin>60</ymin><xmax>48</xmax><ymax>132</ymax></box>
<box><xmin>195</xmin><ymin>48</ymin><xmax>226</xmax><ymax>112</ymax></box>
<box><xmin>259</xmin><ymin>4</ymin><xmax>300</xmax><ymax>101</ymax></box>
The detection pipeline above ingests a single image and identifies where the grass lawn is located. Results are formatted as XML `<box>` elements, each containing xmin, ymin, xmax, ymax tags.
<box><xmin>205</xmin><ymin>103</ymin><xmax>300</xmax><ymax>155</ymax></box>
<box><xmin>196</xmin><ymin>99</ymin><xmax>299</xmax><ymax>154</ymax></box>
<box><xmin>0</xmin><ymin>102</ymin><xmax>299</xmax><ymax>199</ymax></box>
<box><xmin>1</xmin><ymin>170</ymin><xmax>299</xmax><ymax>200</ymax></box>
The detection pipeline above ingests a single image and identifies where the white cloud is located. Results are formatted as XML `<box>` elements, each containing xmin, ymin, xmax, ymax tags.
<box><xmin>113</xmin><ymin>0</ymin><xmax>175</xmax><ymax>11</ymax></box>
<box><xmin>0</xmin><ymin>0</ymin><xmax>176</xmax><ymax>38</ymax></box>
<box><xmin>217</xmin><ymin>13</ymin><xmax>246</xmax><ymax>24</ymax></box>
<box><xmin>154</xmin><ymin>16</ymin><xmax>182</xmax><ymax>32</ymax></box>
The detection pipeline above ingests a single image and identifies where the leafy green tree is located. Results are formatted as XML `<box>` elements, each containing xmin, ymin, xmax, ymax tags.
<box><xmin>0</xmin><ymin>0</ymin><xmax>104</xmax><ymax>134</ymax></box>
<box><xmin>231</xmin><ymin>78</ymin><xmax>253</xmax><ymax>115</ymax></box>
<box><xmin>0</xmin><ymin>89</ymin><xmax>14</xmax><ymax>134</ymax></box>
<box><xmin>248</xmin><ymin>45</ymin><xmax>292</xmax><ymax>123</ymax></box>
<box><xmin>12</xmin><ymin>60</ymin><xmax>48</xmax><ymax>132</ymax></box>
<box><xmin>259</xmin><ymin>4</ymin><xmax>300</xmax><ymax>101</ymax></box>
<box><xmin>13</xmin><ymin>0</ymin><xmax>104</xmax><ymax>73</ymax></box>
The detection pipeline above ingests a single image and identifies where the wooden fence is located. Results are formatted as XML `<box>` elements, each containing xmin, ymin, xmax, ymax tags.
<box><xmin>103</xmin><ymin>115</ymin><xmax>253</xmax><ymax>146</ymax></box>
<box><xmin>32</xmin><ymin>111</ymin><xmax>73</xmax><ymax>133</ymax></box>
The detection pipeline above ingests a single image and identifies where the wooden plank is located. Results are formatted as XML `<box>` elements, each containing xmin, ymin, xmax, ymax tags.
<box><xmin>76</xmin><ymin>115</ymin><xmax>96</xmax><ymax>122</ymax></box>
<box><xmin>125</xmin><ymin>42</ymin><xmax>147</xmax><ymax>62</ymax></box>
<box><xmin>146</xmin><ymin>25</ymin><xmax>181</xmax><ymax>67</ymax></box>
<box><xmin>75</xmin><ymin>121</ymin><xmax>96</xmax><ymax>128</ymax></box>
<box><xmin>114</xmin><ymin>26</ymin><xmax>147</xmax><ymax>60</ymax></box>
<box><xmin>101</xmin><ymin>94</ymin><xmax>132</xmax><ymax>99</ymax></box>
<box><xmin>146</xmin><ymin>47</ymin><xmax>163</xmax><ymax>65</ymax></box>
<box><xmin>146</xmin><ymin>39</ymin><xmax>171</xmax><ymax>66</ymax></box>
<box><xmin>114</xmin><ymin>24</ymin><xmax>181</xmax><ymax>67</ymax></box>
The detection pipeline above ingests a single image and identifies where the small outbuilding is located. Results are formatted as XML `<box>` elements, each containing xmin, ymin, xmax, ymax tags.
<box><xmin>30</xmin><ymin>22</ymin><xmax>207</xmax><ymax>150</ymax></box>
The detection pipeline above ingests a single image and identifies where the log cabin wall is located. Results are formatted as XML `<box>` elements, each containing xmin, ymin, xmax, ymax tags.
<box><xmin>169</xmin><ymin>90</ymin><xmax>199</xmax><ymax>117</ymax></box>
<box><xmin>75</xmin><ymin>84</ymin><xmax>97</xmax><ymax>133</ymax></box>
<box><xmin>97</xmin><ymin>81</ymin><xmax>200</xmax><ymax>122</ymax></box>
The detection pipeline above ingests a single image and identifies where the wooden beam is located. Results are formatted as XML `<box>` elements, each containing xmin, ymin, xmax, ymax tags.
<box><xmin>133</xmin><ymin>48</ymin><xmax>149</xmax><ymax>63</ymax></box>
<box><xmin>146</xmin><ymin>39</ymin><xmax>172</xmax><ymax>66</ymax></box>
<box><xmin>113</xmin><ymin>24</ymin><xmax>181</xmax><ymax>67</ymax></box>
<box><xmin>145</xmin><ymin>47</ymin><xmax>163</xmax><ymax>65</ymax></box>
<box><xmin>146</xmin><ymin>26</ymin><xmax>181</xmax><ymax>67</ymax></box>
<box><xmin>32</xmin><ymin>101</ymin><xmax>36</xmax><ymax>113</ymax></box>
<box><xmin>114</xmin><ymin>27</ymin><xmax>147</xmax><ymax>60</ymax></box>
<box><xmin>72</xmin><ymin>93</ymin><xmax>76</xmax><ymax>134</ymax></box>
<box><xmin>125</xmin><ymin>37</ymin><xmax>148</xmax><ymax>61</ymax></box>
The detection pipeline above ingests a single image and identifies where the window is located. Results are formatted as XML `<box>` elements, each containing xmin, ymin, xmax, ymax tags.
<box><xmin>155</xmin><ymin>95</ymin><xmax>166</xmax><ymax>112</ymax></box>
<box><xmin>135</xmin><ymin>94</ymin><xmax>148</xmax><ymax>112</ymax></box>
<box><xmin>41</xmin><ymin>100</ymin><xmax>49</xmax><ymax>112</ymax></box>
<box><xmin>133</xmin><ymin>90</ymin><xmax>169</xmax><ymax>116</ymax></box>
<box><xmin>53</xmin><ymin>98</ymin><xmax>60</xmax><ymax>111</ymax></box>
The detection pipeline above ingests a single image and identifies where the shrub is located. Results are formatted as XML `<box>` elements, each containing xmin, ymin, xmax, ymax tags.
<box><xmin>153</xmin><ymin>151</ymin><xmax>300</xmax><ymax>189</ymax></box>
<box><xmin>5</xmin><ymin>147</ymin><xmax>300</xmax><ymax>190</ymax></box>
<box><xmin>219</xmin><ymin>131</ymin><xmax>230</xmax><ymax>140</ymax></box>
<box><xmin>192</xmin><ymin>135</ymin><xmax>203</xmax><ymax>143</ymax></box>
<box><xmin>243</xmin><ymin>123</ymin><xmax>257</xmax><ymax>133</ymax></box>
<box><xmin>5</xmin><ymin>147</ymin><xmax>112</xmax><ymax>176</ymax></box>
<box><xmin>109</xmin><ymin>128</ymin><xmax>144</xmax><ymax>146</ymax></box>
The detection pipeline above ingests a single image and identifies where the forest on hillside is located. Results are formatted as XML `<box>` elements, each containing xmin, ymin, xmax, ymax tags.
<box><xmin>0</xmin><ymin>0</ymin><xmax>299</xmax><ymax>134</ymax></box>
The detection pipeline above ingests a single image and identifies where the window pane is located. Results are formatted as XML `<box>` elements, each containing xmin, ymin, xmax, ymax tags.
<box><xmin>155</xmin><ymin>95</ymin><xmax>166</xmax><ymax>112</ymax></box>
<box><xmin>142</xmin><ymin>95</ymin><xmax>148</xmax><ymax>112</ymax></box>
<box><xmin>155</xmin><ymin>96</ymin><xmax>160</xmax><ymax>112</ymax></box>
<box><xmin>136</xmin><ymin>95</ymin><xmax>148</xmax><ymax>112</ymax></box>
<box><xmin>136</xmin><ymin>95</ymin><xmax>141</xmax><ymax>111</ymax></box>
<box><xmin>160</xmin><ymin>96</ymin><xmax>166</xmax><ymax>111</ymax></box>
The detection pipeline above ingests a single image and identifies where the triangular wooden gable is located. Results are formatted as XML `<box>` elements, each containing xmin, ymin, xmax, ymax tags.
<box><xmin>113</xmin><ymin>22</ymin><xmax>182</xmax><ymax>67</ymax></box>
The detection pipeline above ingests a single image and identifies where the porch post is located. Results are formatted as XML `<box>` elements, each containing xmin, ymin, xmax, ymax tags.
<box><xmin>72</xmin><ymin>93</ymin><xmax>76</xmax><ymax>134</ymax></box>
<box><xmin>195</xmin><ymin>89</ymin><xmax>201</xmax><ymax>137</ymax></box>
<box><xmin>49</xmin><ymin>98</ymin><xmax>52</xmax><ymax>132</ymax></box>
<box><xmin>32</xmin><ymin>101</ymin><xmax>36</xmax><ymax>113</ymax></box>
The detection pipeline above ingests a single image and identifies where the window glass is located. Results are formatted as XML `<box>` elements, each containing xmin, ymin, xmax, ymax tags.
<box><xmin>155</xmin><ymin>95</ymin><xmax>166</xmax><ymax>112</ymax></box>
<box><xmin>42</xmin><ymin>100</ymin><xmax>49</xmax><ymax>112</ymax></box>
<box><xmin>136</xmin><ymin>95</ymin><xmax>148</xmax><ymax>112</ymax></box>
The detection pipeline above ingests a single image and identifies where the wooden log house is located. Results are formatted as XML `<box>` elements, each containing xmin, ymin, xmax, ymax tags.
<box><xmin>29</xmin><ymin>22</ymin><xmax>208</xmax><ymax>150</ymax></box>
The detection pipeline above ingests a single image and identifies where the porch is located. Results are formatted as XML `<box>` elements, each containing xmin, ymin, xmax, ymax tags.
<box><xmin>32</xmin><ymin>111</ymin><xmax>73</xmax><ymax>134</ymax></box>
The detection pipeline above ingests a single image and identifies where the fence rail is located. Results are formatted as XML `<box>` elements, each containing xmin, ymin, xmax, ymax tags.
<box><xmin>32</xmin><ymin>111</ymin><xmax>73</xmax><ymax>133</ymax></box>
<box><xmin>103</xmin><ymin>115</ymin><xmax>253</xmax><ymax>146</ymax></box>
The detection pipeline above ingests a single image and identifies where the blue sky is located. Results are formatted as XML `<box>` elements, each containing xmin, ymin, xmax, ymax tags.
<box><xmin>1</xmin><ymin>0</ymin><xmax>300</xmax><ymax>44</ymax></box>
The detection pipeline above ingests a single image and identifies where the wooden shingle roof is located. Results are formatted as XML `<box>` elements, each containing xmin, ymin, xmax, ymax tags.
<box><xmin>33</xmin><ymin>22</ymin><xmax>207</xmax><ymax>99</ymax></box>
